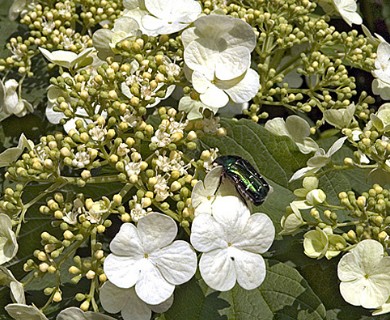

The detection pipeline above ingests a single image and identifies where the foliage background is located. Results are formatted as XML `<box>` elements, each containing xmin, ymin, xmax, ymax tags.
<box><xmin>1</xmin><ymin>0</ymin><xmax>390</xmax><ymax>319</ymax></box>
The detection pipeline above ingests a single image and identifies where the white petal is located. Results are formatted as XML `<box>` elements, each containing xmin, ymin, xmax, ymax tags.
<box><xmin>135</xmin><ymin>259</ymin><xmax>175</xmax><ymax>305</ymax></box>
<box><xmin>235</xmin><ymin>213</ymin><xmax>275</xmax><ymax>254</ymax></box>
<box><xmin>212</xmin><ymin>196</ymin><xmax>250</xmax><ymax>233</ymax></box>
<box><xmin>39</xmin><ymin>47</ymin><xmax>78</xmax><ymax>69</ymax></box>
<box><xmin>200</xmin><ymin>85</ymin><xmax>229</xmax><ymax>109</ymax></box>
<box><xmin>109</xmin><ymin>223</ymin><xmax>144</xmax><ymax>257</ymax></box>
<box><xmin>120</xmin><ymin>288</ymin><xmax>152</xmax><ymax>320</ymax></box>
<box><xmin>192</xmin><ymin>71</ymin><xmax>211</xmax><ymax>94</ymax></box>
<box><xmin>58</xmin><ymin>307</ymin><xmax>116</xmax><ymax>320</ymax></box>
<box><xmin>5</xmin><ymin>304</ymin><xmax>48</xmax><ymax>320</ymax></box>
<box><xmin>184</xmin><ymin>42</ymin><xmax>215</xmax><ymax>79</ymax></box>
<box><xmin>99</xmin><ymin>281</ymin><xmax>128</xmax><ymax>313</ymax></box>
<box><xmin>103</xmin><ymin>255</ymin><xmax>142</xmax><ymax>288</ymax></box>
<box><xmin>181</xmin><ymin>27</ymin><xmax>197</xmax><ymax>48</ymax></box>
<box><xmin>199</xmin><ymin>249</ymin><xmax>236</xmax><ymax>291</ymax></box>
<box><xmin>230</xmin><ymin>247</ymin><xmax>266</xmax><ymax>290</ymax></box>
<box><xmin>137</xmin><ymin>213</ymin><xmax>177</xmax><ymax>253</ymax></box>
<box><xmin>215</xmin><ymin>47</ymin><xmax>251</xmax><ymax>81</ymax></box>
<box><xmin>150</xmin><ymin>240</ymin><xmax>197</xmax><ymax>285</ymax></box>
<box><xmin>224</xmin><ymin>68</ymin><xmax>260</xmax><ymax>103</ymax></box>
<box><xmin>149</xmin><ymin>294</ymin><xmax>174</xmax><ymax>313</ymax></box>
<box><xmin>289</xmin><ymin>166</ymin><xmax>316</xmax><ymax>181</ymax></box>
<box><xmin>327</xmin><ymin>136</ymin><xmax>348</xmax><ymax>156</ymax></box>
<box><xmin>190</xmin><ymin>213</ymin><xmax>227</xmax><ymax>252</ymax></box>
<box><xmin>285</xmin><ymin>115</ymin><xmax>311</xmax><ymax>141</ymax></box>
<box><xmin>0</xmin><ymin>214</ymin><xmax>18</xmax><ymax>264</ymax></box>
<box><xmin>264</xmin><ymin>118</ymin><xmax>290</xmax><ymax>137</ymax></box>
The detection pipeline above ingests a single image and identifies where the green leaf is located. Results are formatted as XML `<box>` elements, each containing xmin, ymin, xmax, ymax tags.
<box><xmin>0</xmin><ymin>0</ymin><xmax>19</xmax><ymax>59</ymax></box>
<box><xmin>165</xmin><ymin>261</ymin><xmax>326</xmax><ymax>320</ymax></box>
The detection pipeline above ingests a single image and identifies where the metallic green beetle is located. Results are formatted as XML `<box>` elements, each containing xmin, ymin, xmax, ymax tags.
<box><xmin>214</xmin><ymin>155</ymin><xmax>270</xmax><ymax>206</ymax></box>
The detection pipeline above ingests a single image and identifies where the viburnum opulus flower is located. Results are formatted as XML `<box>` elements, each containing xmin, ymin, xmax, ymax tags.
<box><xmin>103</xmin><ymin>212</ymin><xmax>197</xmax><ymax>305</ymax></box>
<box><xmin>338</xmin><ymin>239</ymin><xmax>390</xmax><ymax>309</ymax></box>
<box><xmin>190</xmin><ymin>196</ymin><xmax>275</xmax><ymax>291</ymax></box>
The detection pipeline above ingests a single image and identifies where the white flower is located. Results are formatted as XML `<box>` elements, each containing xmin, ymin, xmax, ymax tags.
<box><xmin>125</xmin><ymin>161</ymin><xmax>141</xmax><ymax>178</ymax></box>
<box><xmin>72</xmin><ymin>151</ymin><xmax>91</xmax><ymax>168</ymax></box>
<box><xmin>121</xmin><ymin>62</ymin><xmax>175</xmax><ymax>108</ymax></box>
<box><xmin>87</xmin><ymin>201</ymin><xmax>108</xmax><ymax>224</ymax></box>
<box><xmin>333</xmin><ymin>0</ymin><xmax>362</xmax><ymax>26</ymax></box>
<box><xmin>0</xmin><ymin>134</ymin><xmax>34</xmax><ymax>168</ymax></box>
<box><xmin>289</xmin><ymin>137</ymin><xmax>347</xmax><ymax>181</ymax></box>
<box><xmin>130</xmin><ymin>199</ymin><xmax>148</xmax><ymax>222</ymax></box>
<box><xmin>369</xmin><ymin>103</ymin><xmax>390</xmax><ymax>133</ymax></box>
<box><xmin>154</xmin><ymin>175</ymin><xmax>170</xmax><ymax>201</ymax></box>
<box><xmin>183</xmin><ymin>15</ymin><xmax>256</xmax><ymax>81</ymax></box>
<box><xmin>117</xmin><ymin>143</ymin><xmax>130</xmax><ymax>157</ymax></box>
<box><xmin>89</xmin><ymin>125</ymin><xmax>107</xmax><ymax>141</ymax></box>
<box><xmin>318</xmin><ymin>0</ymin><xmax>362</xmax><ymax>27</ymax></box>
<box><xmin>57</xmin><ymin>307</ymin><xmax>116</xmax><ymax>320</ymax></box>
<box><xmin>190</xmin><ymin>68</ymin><xmax>260</xmax><ymax>110</ymax></box>
<box><xmin>0</xmin><ymin>79</ymin><xmax>33</xmax><ymax>121</ymax></box>
<box><xmin>202</xmin><ymin>148</ymin><xmax>219</xmax><ymax>170</ymax></box>
<box><xmin>46</xmin><ymin>84</ymin><xmax>106</xmax><ymax>133</ymax></box>
<box><xmin>5</xmin><ymin>304</ymin><xmax>48</xmax><ymax>320</ymax></box>
<box><xmin>100</xmin><ymin>281</ymin><xmax>173</xmax><ymax>320</ymax></box>
<box><xmin>191</xmin><ymin>166</ymin><xmax>223</xmax><ymax>215</ymax></box>
<box><xmin>0</xmin><ymin>214</ymin><xmax>19</xmax><ymax>265</ymax></box>
<box><xmin>63</xmin><ymin>199</ymin><xmax>84</xmax><ymax>225</ymax></box>
<box><xmin>182</xmin><ymin>15</ymin><xmax>260</xmax><ymax>110</ymax></box>
<box><xmin>9</xmin><ymin>0</ymin><xmax>37</xmax><ymax>21</ymax></box>
<box><xmin>178</xmin><ymin>97</ymin><xmax>213</xmax><ymax>120</ymax></box>
<box><xmin>323</xmin><ymin>103</ymin><xmax>356</xmax><ymax>129</ymax></box>
<box><xmin>151</xmin><ymin>129</ymin><xmax>171</xmax><ymax>147</ymax></box>
<box><xmin>93</xmin><ymin>17</ymin><xmax>140</xmax><ymax>58</ymax></box>
<box><xmin>280</xmin><ymin>202</ymin><xmax>305</xmax><ymax>235</ymax></box>
<box><xmin>303</xmin><ymin>227</ymin><xmax>346</xmax><ymax>260</ymax></box>
<box><xmin>338</xmin><ymin>239</ymin><xmax>390</xmax><ymax>309</ymax></box>
<box><xmin>0</xmin><ymin>267</ymin><xmax>25</xmax><ymax>304</ymax></box>
<box><xmin>190</xmin><ymin>196</ymin><xmax>275</xmax><ymax>291</ymax></box>
<box><xmin>39</xmin><ymin>47</ymin><xmax>94</xmax><ymax>70</ymax></box>
<box><xmin>124</xmin><ymin>0</ymin><xmax>201</xmax><ymax>36</ymax></box>
<box><xmin>265</xmin><ymin>115</ymin><xmax>319</xmax><ymax>154</ymax></box>
<box><xmin>103</xmin><ymin>213</ymin><xmax>197</xmax><ymax>305</ymax></box>
<box><xmin>372</xmin><ymin>41</ymin><xmax>390</xmax><ymax>100</ymax></box>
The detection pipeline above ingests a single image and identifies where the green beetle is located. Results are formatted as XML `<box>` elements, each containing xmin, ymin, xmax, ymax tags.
<box><xmin>214</xmin><ymin>155</ymin><xmax>270</xmax><ymax>206</ymax></box>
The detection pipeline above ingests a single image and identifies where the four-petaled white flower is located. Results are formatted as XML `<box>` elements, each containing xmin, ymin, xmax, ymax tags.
<box><xmin>5</xmin><ymin>304</ymin><xmax>48</xmax><ymax>320</ymax></box>
<box><xmin>265</xmin><ymin>115</ymin><xmax>319</xmax><ymax>154</ymax></box>
<box><xmin>303</xmin><ymin>227</ymin><xmax>346</xmax><ymax>260</ymax></box>
<box><xmin>289</xmin><ymin>136</ymin><xmax>347</xmax><ymax>181</ymax></box>
<box><xmin>318</xmin><ymin>0</ymin><xmax>362</xmax><ymax>27</ymax></box>
<box><xmin>0</xmin><ymin>79</ymin><xmax>33</xmax><ymax>122</ymax></box>
<box><xmin>124</xmin><ymin>0</ymin><xmax>201</xmax><ymax>36</ymax></box>
<box><xmin>0</xmin><ymin>214</ymin><xmax>19</xmax><ymax>265</ymax></box>
<box><xmin>372</xmin><ymin>41</ymin><xmax>390</xmax><ymax>100</ymax></box>
<box><xmin>183</xmin><ymin>15</ymin><xmax>256</xmax><ymax>80</ymax></box>
<box><xmin>0</xmin><ymin>267</ymin><xmax>25</xmax><ymax>304</ymax></box>
<box><xmin>39</xmin><ymin>47</ymin><xmax>94</xmax><ymax>70</ymax></box>
<box><xmin>0</xmin><ymin>134</ymin><xmax>34</xmax><ymax>168</ymax></box>
<box><xmin>338</xmin><ymin>239</ymin><xmax>390</xmax><ymax>309</ymax></box>
<box><xmin>103</xmin><ymin>212</ymin><xmax>197</xmax><ymax>305</ymax></box>
<box><xmin>182</xmin><ymin>15</ymin><xmax>260</xmax><ymax>111</ymax></box>
<box><xmin>190</xmin><ymin>196</ymin><xmax>275</xmax><ymax>291</ymax></box>
<box><xmin>333</xmin><ymin>0</ymin><xmax>362</xmax><ymax>26</ymax></box>
<box><xmin>93</xmin><ymin>17</ymin><xmax>141</xmax><ymax>59</ymax></box>
<box><xmin>100</xmin><ymin>281</ymin><xmax>173</xmax><ymax>320</ymax></box>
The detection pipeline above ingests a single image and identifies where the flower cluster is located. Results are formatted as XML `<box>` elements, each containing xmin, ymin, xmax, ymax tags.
<box><xmin>0</xmin><ymin>0</ymin><xmax>390</xmax><ymax>318</ymax></box>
